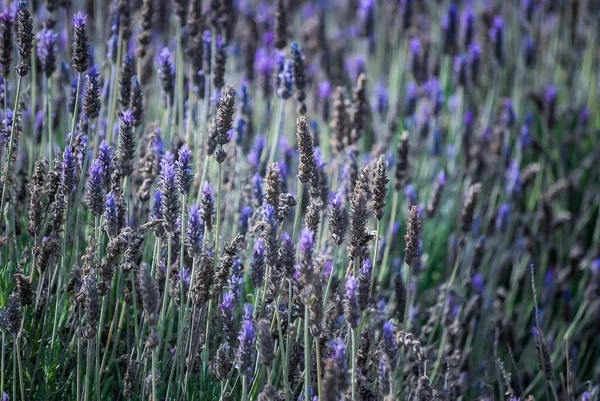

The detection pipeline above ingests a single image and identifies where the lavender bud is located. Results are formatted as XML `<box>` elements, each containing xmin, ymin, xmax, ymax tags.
<box><xmin>348</xmin><ymin>165</ymin><xmax>371</xmax><ymax>259</ymax></box>
<box><xmin>213</xmin><ymin>35</ymin><xmax>227</xmax><ymax>91</ymax></box>
<box><xmin>215</xmin><ymin>83</ymin><xmax>236</xmax><ymax>148</ymax></box>
<box><xmin>277</xmin><ymin>231</ymin><xmax>296</xmax><ymax>279</ymax></box>
<box><xmin>37</xmin><ymin>28</ymin><xmax>57</xmax><ymax>77</ymax></box>
<box><xmin>344</xmin><ymin>274</ymin><xmax>360</xmax><ymax>328</ymax></box>
<box><xmin>61</xmin><ymin>146</ymin><xmax>78</xmax><ymax>194</ymax></box>
<box><xmin>130</xmin><ymin>76</ymin><xmax>144</xmax><ymax>126</ymax></box>
<box><xmin>159</xmin><ymin>152</ymin><xmax>181</xmax><ymax>233</ymax></box>
<box><xmin>358</xmin><ymin>258</ymin><xmax>373</xmax><ymax>311</ymax></box>
<box><xmin>85</xmin><ymin>159</ymin><xmax>105</xmax><ymax>217</ymax></box>
<box><xmin>426</xmin><ymin>170</ymin><xmax>446</xmax><ymax>218</ymax></box>
<box><xmin>201</xmin><ymin>182</ymin><xmax>215</xmax><ymax>231</ymax></box>
<box><xmin>138</xmin><ymin>265</ymin><xmax>159</xmax><ymax>327</ymax></box>
<box><xmin>176</xmin><ymin>144</ymin><xmax>193</xmax><ymax>195</ymax></box>
<box><xmin>117</xmin><ymin>109</ymin><xmax>135</xmax><ymax>176</ymax></box>
<box><xmin>378</xmin><ymin>353</ymin><xmax>391</xmax><ymax>396</ymax></box>
<box><xmin>404</xmin><ymin>205</ymin><xmax>421</xmax><ymax>267</ymax></box>
<box><xmin>1</xmin><ymin>293</ymin><xmax>21</xmax><ymax>334</ymax></box>
<box><xmin>349</xmin><ymin>73</ymin><xmax>368</xmax><ymax>145</ymax></box>
<box><xmin>83</xmin><ymin>65</ymin><xmax>101</xmax><ymax>120</ymax></box>
<box><xmin>442</xmin><ymin>4</ymin><xmax>458</xmax><ymax>55</ymax></box>
<box><xmin>98</xmin><ymin>140</ymin><xmax>114</xmax><ymax>189</ymax></box>
<box><xmin>291</xmin><ymin>42</ymin><xmax>307</xmax><ymax>114</ymax></box>
<box><xmin>372</xmin><ymin>155</ymin><xmax>389</xmax><ymax>220</ymax></box>
<box><xmin>72</xmin><ymin>12</ymin><xmax>89</xmax><ymax>73</ymax></box>
<box><xmin>214</xmin><ymin>342</ymin><xmax>233</xmax><ymax>380</ymax></box>
<box><xmin>274</xmin><ymin>0</ymin><xmax>287</xmax><ymax>50</ymax></box>
<box><xmin>202</xmin><ymin>31</ymin><xmax>212</xmax><ymax>75</ymax></box>
<box><xmin>16</xmin><ymin>1</ymin><xmax>34</xmax><ymax>77</ymax></box>
<box><xmin>460</xmin><ymin>183</ymin><xmax>481</xmax><ymax>234</ymax></box>
<box><xmin>119</xmin><ymin>55</ymin><xmax>134</xmax><ymax>108</ymax></box>
<box><xmin>265</xmin><ymin>162</ymin><xmax>282</xmax><ymax>217</ymax></box>
<box><xmin>158</xmin><ymin>48</ymin><xmax>175</xmax><ymax>101</ymax></box>
<box><xmin>186</xmin><ymin>204</ymin><xmax>204</xmax><ymax>258</ymax></box>
<box><xmin>329</xmin><ymin>192</ymin><xmax>348</xmax><ymax>246</ymax></box>
<box><xmin>489</xmin><ymin>16</ymin><xmax>504</xmax><ymax>66</ymax></box>
<box><xmin>80</xmin><ymin>270</ymin><xmax>99</xmax><ymax>339</ymax></box>
<box><xmin>257</xmin><ymin>318</ymin><xmax>274</xmax><ymax>368</ymax></box>
<box><xmin>250</xmin><ymin>237</ymin><xmax>266</xmax><ymax>287</ymax></box>
<box><xmin>104</xmin><ymin>192</ymin><xmax>120</xmax><ymax>238</ymax></box>
<box><xmin>523</xmin><ymin>36</ymin><xmax>536</xmax><ymax>68</ymax></box>
<box><xmin>395</xmin><ymin>131</ymin><xmax>410</xmax><ymax>191</ymax></box>
<box><xmin>0</xmin><ymin>12</ymin><xmax>13</xmax><ymax>78</ymax></box>
<box><xmin>235</xmin><ymin>305</ymin><xmax>255</xmax><ymax>375</ymax></box>
<box><xmin>296</xmin><ymin>116</ymin><xmax>316</xmax><ymax>184</ymax></box>
<box><xmin>297</xmin><ymin>228</ymin><xmax>315</xmax><ymax>286</ymax></box>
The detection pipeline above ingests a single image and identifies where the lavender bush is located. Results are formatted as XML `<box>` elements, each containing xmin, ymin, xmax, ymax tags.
<box><xmin>0</xmin><ymin>0</ymin><xmax>598</xmax><ymax>400</ymax></box>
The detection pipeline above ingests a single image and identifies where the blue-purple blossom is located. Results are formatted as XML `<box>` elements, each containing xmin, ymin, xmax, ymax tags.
<box><xmin>61</xmin><ymin>146</ymin><xmax>77</xmax><ymax>194</ymax></box>
<box><xmin>37</xmin><ymin>28</ymin><xmax>57</xmax><ymax>76</ymax></box>
<box><xmin>489</xmin><ymin>16</ymin><xmax>504</xmax><ymax>65</ymax></box>
<box><xmin>344</xmin><ymin>274</ymin><xmax>360</xmax><ymax>328</ymax></box>
<box><xmin>186</xmin><ymin>204</ymin><xmax>204</xmax><ymax>258</ymax></box>
<box><xmin>250</xmin><ymin>237</ymin><xmax>266</xmax><ymax>287</ymax></box>
<box><xmin>236</xmin><ymin>304</ymin><xmax>255</xmax><ymax>375</ymax></box>
<box><xmin>176</xmin><ymin>144</ymin><xmax>193</xmax><ymax>195</ymax></box>
<box><xmin>85</xmin><ymin>159</ymin><xmax>105</xmax><ymax>217</ymax></box>
<box><xmin>104</xmin><ymin>192</ymin><xmax>119</xmax><ymax>237</ymax></box>
<box><xmin>159</xmin><ymin>152</ymin><xmax>180</xmax><ymax>233</ymax></box>
<box><xmin>201</xmin><ymin>181</ymin><xmax>215</xmax><ymax>231</ymax></box>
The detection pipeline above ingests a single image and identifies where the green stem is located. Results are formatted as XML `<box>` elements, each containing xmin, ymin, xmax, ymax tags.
<box><xmin>69</xmin><ymin>72</ymin><xmax>82</xmax><ymax>147</ymax></box>
<box><xmin>15</xmin><ymin>335</ymin><xmax>25</xmax><ymax>401</ymax></box>
<box><xmin>315</xmin><ymin>339</ymin><xmax>322</xmax><ymax>401</ymax></box>
<box><xmin>292</xmin><ymin>182</ymin><xmax>304</xmax><ymax>241</ymax></box>
<box><xmin>0</xmin><ymin>76</ymin><xmax>23</xmax><ymax>213</ymax></box>
<box><xmin>152</xmin><ymin>349</ymin><xmax>158</xmax><ymax>401</ymax></box>
<box><xmin>85</xmin><ymin>339</ymin><xmax>93</xmax><ymax>401</ymax></box>
<box><xmin>241</xmin><ymin>374</ymin><xmax>248</xmax><ymax>401</ymax></box>
<box><xmin>304</xmin><ymin>306</ymin><xmax>311</xmax><ymax>401</ymax></box>
<box><xmin>351</xmin><ymin>327</ymin><xmax>357</xmax><ymax>401</ymax></box>
<box><xmin>378</xmin><ymin>191</ymin><xmax>399</xmax><ymax>285</ymax></box>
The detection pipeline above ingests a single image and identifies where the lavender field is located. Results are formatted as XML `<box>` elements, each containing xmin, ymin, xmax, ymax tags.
<box><xmin>0</xmin><ymin>0</ymin><xmax>599</xmax><ymax>400</ymax></box>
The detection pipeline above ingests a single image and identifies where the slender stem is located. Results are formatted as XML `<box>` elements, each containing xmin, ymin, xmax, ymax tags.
<box><xmin>0</xmin><ymin>76</ymin><xmax>23</xmax><ymax>213</ymax></box>
<box><xmin>292</xmin><ymin>182</ymin><xmax>304</xmax><ymax>241</ymax></box>
<box><xmin>402</xmin><ymin>262</ymin><xmax>412</xmax><ymax>332</ymax></box>
<box><xmin>241</xmin><ymin>374</ymin><xmax>248</xmax><ymax>401</ymax></box>
<box><xmin>69</xmin><ymin>72</ymin><xmax>82</xmax><ymax>147</ymax></box>
<box><xmin>1</xmin><ymin>332</ymin><xmax>4</xmax><ymax>397</ymax></box>
<box><xmin>15</xmin><ymin>335</ymin><xmax>25</xmax><ymax>401</ymax></box>
<box><xmin>378</xmin><ymin>191</ymin><xmax>399</xmax><ymax>285</ymax></box>
<box><xmin>304</xmin><ymin>306</ymin><xmax>311</xmax><ymax>401</ymax></box>
<box><xmin>369</xmin><ymin>220</ymin><xmax>381</xmax><ymax>297</ymax></box>
<box><xmin>351</xmin><ymin>327</ymin><xmax>357</xmax><ymax>401</ymax></box>
<box><xmin>159</xmin><ymin>235</ymin><xmax>173</xmax><ymax>336</ymax></box>
<box><xmin>323</xmin><ymin>245</ymin><xmax>339</xmax><ymax>307</ymax></box>
<box><xmin>315</xmin><ymin>339</ymin><xmax>322</xmax><ymax>401</ymax></box>
<box><xmin>77</xmin><ymin>308</ymin><xmax>82</xmax><ymax>400</ymax></box>
<box><xmin>85</xmin><ymin>339</ymin><xmax>94</xmax><ymax>401</ymax></box>
<box><xmin>152</xmin><ymin>349</ymin><xmax>158</xmax><ymax>401</ymax></box>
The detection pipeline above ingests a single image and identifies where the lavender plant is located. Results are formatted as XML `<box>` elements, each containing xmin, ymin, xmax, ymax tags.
<box><xmin>0</xmin><ymin>1</ymin><xmax>598</xmax><ymax>401</ymax></box>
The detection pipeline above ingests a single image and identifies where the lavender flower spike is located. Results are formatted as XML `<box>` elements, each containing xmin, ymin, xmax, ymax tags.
<box><xmin>85</xmin><ymin>159</ymin><xmax>105</xmax><ymax>218</ymax></box>
<box><xmin>176</xmin><ymin>144</ymin><xmax>193</xmax><ymax>196</ymax></box>
<box><xmin>344</xmin><ymin>274</ymin><xmax>360</xmax><ymax>328</ymax></box>
<box><xmin>72</xmin><ymin>12</ymin><xmax>89</xmax><ymax>73</ymax></box>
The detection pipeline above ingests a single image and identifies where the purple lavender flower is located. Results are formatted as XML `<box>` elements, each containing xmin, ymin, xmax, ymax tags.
<box><xmin>358</xmin><ymin>258</ymin><xmax>373</xmax><ymax>311</ymax></box>
<box><xmin>468</xmin><ymin>42</ymin><xmax>481</xmax><ymax>83</ymax></box>
<box><xmin>37</xmin><ymin>28</ymin><xmax>57</xmax><ymax>77</ymax></box>
<box><xmin>524</xmin><ymin>36</ymin><xmax>536</xmax><ymax>68</ymax></box>
<box><xmin>117</xmin><ymin>109</ymin><xmax>135</xmax><ymax>176</ymax></box>
<box><xmin>247</xmin><ymin>135</ymin><xmax>265</xmax><ymax>169</ymax></box>
<box><xmin>104</xmin><ymin>192</ymin><xmax>119</xmax><ymax>237</ymax></box>
<box><xmin>202</xmin><ymin>31</ymin><xmax>212</xmax><ymax>75</ymax></box>
<box><xmin>159</xmin><ymin>152</ymin><xmax>181</xmax><ymax>233</ymax></box>
<box><xmin>236</xmin><ymin>304</ymin><xmax>255</xmax><ymax>375</ymax></box>
<box><xmin>72</xmin><ymin>12</ymin><xmax>89</xmax><ymax>73</ymax></box>
<box><xmin>83</xmin><ymin>65</ymin><xmax>101</xmax><ymax>120</ymax></box>
<box><xmin>277</xmin><ymin>58</ymin><xmax>293</xmax><ymax>100</ymax></box>
<box><xmin>463</xmin><ymin>8</ymin><xmax>475</xmax><ymax>48</ymax></box>
<box><xmin>250</xmin><ymin>237</ymin><xmax>266</xmax><ymax>287</ymax></box>
<box><xmin>404</xmin><ymin>82</ymin><xmax>417</xmax><ymax>117</ymax></box>
<box><xmin>61</xmin><ymin>146</ymin><xmax>77</xmax><ymax>194</ymax></box>
<box><xmin>375</xmin><ymin>84</ymin><xmax>389</xmax><ymax>117</ymax></box>
<box><xmin>186</xmin><ymin>204</ymin><xmax>204</xmax><ymax>258</ymax></box>
<box><xmin>344</xmin><ymin>274</ymin><xmax>360</xmax><ymax>328</ymax></box>
<box><xmin>98</xmin><ymin>140</ymin><xmax>114</xmax><ymax>189</ymax></box>
<box><xmin>252</xmin><ymin>173</ymin><xmax>263</xmax><ymax>207</ymax></box>
<box><xmin>85</xmin><ymin>159</ymin><xmax>105</xmax><ymax>217</ymax></box>
<box><xmin>382</xmin><ymin>321</ymin><xmax>396</xmax><ymax>358</ymax></box>
<box><xmin>201</xmin><ymin>181</ymin><xmax>215</xmax><ymax>231</ymax></box>
<box><xmin>158</xmin><ymin>47</ymin><xmax>174</xmax><ymax>100</ymax></box>
<box><xmin>489</xmin><ymin>16</ymin><xmax>504</xmax><ymax>66</ymax></box>
<box><xmin>442</xmin><ymin>4</ymin><xmax>458</xmax><ymax>54</ymax></box>
<box><xmin>471</xmin><ymin>273</ymin><xmax>484</xmax><ymax>294</ymax></box>
<box><xmin>176</xmin><ymin>144</ymin><xmax>193</xmax><ymax>195</ymax></box>
<box><xmin>238</xmin><ymin>205</ymin><xmax>253</xmax><ymax>236</ymax></box>
<box><xmin>297</xmin><ymin>228</ymin><xmax>315</xmax><ymax>283</ymax></box>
